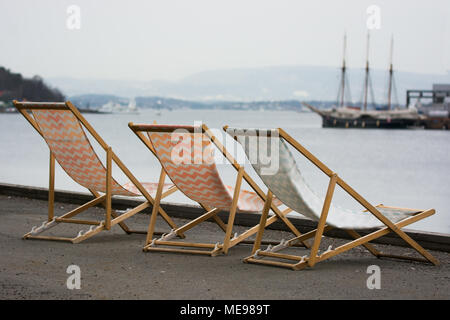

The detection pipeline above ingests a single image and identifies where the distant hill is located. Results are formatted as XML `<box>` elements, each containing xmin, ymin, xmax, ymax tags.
<box><xmin>49</xmin><ymin>65</ymin><xmax>450</xmax><ymax>103</ymax></box>
<box><xmin>69</xmin><ymin>94</ymin><xmax>319</xmax><ymax>111</ymax></box>
<box><xmin>0</xmin><ymin>67</ymin><xmax>64</xmax><ymax>104</ymax></box>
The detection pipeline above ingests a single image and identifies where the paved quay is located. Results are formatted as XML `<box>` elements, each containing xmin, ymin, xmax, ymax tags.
<box><xmin>0</xmin><ymin>195</ymin><xmax>449</xmax><ymax>300</ymax></box>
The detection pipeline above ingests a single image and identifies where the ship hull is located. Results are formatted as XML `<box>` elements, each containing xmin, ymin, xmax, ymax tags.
<box><xmin>422</xmin><ymin>117</ymin><xmax>450</xmax><ymax>130</ymax></box>
<box><xmin>321</xmin><ymin>115</ymin><xmax>420</xmax><ymax>129</ymax></box>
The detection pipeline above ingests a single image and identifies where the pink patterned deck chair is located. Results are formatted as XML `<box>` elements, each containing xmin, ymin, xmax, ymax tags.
<box><xmin>13</xmin><ymin>101</ymin><xmax>183</xmax><ymax>243</ymax></box>
<box><xmin>129</xmin><ymin>123</ymin><xmax>309</xmax><ymax>256</ymax></box>
<box><xmin>225</xmin><ymin>126</ymin><xmax>439</xmax><ymax>270</ymax></box>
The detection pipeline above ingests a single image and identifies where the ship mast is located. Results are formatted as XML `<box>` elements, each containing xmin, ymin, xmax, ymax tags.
<box><xmin>363</xmin><ymin>32</ymin><xmax>370</xmax><ymax>111</ymax></box>
<box><xmin>387</xmin><ymin>35</ymin><xmax>394</xmax><ymax>110</ymax></box>
<box><xmin>339</xmin><ymin>32</ymin><xmax>347</xmax><ymax>108</ymax></box>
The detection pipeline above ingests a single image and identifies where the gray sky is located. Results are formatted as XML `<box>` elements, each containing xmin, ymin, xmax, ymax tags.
<box><xmin>1</xmin><ymin>0</ymin><xmax>449</xmax><ymax>81</ymax></box>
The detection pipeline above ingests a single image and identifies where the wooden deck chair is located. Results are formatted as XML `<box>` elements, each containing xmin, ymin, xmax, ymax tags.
<box><xmin>128</xmin><ymin>123</ymin><xmax>310</xmax><ymax>256</ymax></box>
<box><xmin>13</xmin><ymin>100</ymin><xmax>183</xmax><ymax>243</ymax></box>
<box><xmin>224</xmin><ymin>126</ymin><xmax>439</xmax><ymax>270</ymax></box>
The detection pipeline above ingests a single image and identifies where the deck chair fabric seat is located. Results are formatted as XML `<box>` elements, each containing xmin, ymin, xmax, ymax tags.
<box><xmin>129</xmin><ymin>123</ymin><xmax>307</xmax><ymax>256</ymax></box>
<box><xmin>223</xmin><ymin>186</ymin><xmax>282</xmax><ymax>212</ymax></box>
<box><xmin>122</xmin><ymin>182</ymin><xmax>174</xmax><ymax>197</ymax></box>
<box><xmin>33</xmin><ymin>109</ymin><xmax>177</xmax><ymax>198</ymax></box>
<box><xmin>228</xmin><ymin>128</ymin><xmax>418</xmax><ymax>229</ymax></box>
<box><xmin>147</xmin><ymin>130</ymin><xmax>280</xmax><ymax>213</ymax></box>
<box><xmin>225</xmin><ymin>126</ymin><xmax>439</xmax><ymax>270</ymax></box>
<box><xmin>13</xmin><ymin>101</ymin><xmax>181</xmax><ymax>243</ymax></box>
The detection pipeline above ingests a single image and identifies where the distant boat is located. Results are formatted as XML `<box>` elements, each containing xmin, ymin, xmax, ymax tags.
<box><xmin>306</xmin><ymin>33</ymin><xmax>423</xmax><ymax>129</ymax></box>
<box><xmin>100</xmin><ymin>98</ymin><xmax>139</xmax><ymax>114</ymax></box>
<box><xmin>155</xmin><ymin>99</ymin><xmax>162</xmax><ymax>116</ymax></box>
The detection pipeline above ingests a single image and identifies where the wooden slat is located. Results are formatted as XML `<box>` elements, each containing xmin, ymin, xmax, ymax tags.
<box><xmin>222</xmin><ymin>167</ymin><xmax>244</xmax><ymax>253</ymax></box>
<box><xmin>129</xmin><ymin>123</ymin><xmax>198</xmax><ymax>133</ymax></box>
<box><xmin>177</xmin><ymin>208</ymin><xmax>221</xmax><ymax>234</ymax></box>
<box><xmin>143</xmin><ymin>247</ymin><xmax>213</xmax><ymax>255</ymax></box>
<box><xmin>48</xmin><ymin>151</ymin><xmax>55</xmax><ymax>221</ymax></box>
<box><xmin>55</xmin><ymin>218</ymin><xmax>101</xmax><ymax>225</ymax></box>
<box><xmin>258</xmin><ymin>251</ymin><xmax>304</xmax><ymax>261</ymax></box>
<box><xmin>244</xmin><ymin>257</ymin><xmax>297</xmax><ymax>269</ymax></box>
<box><xmin>24</xmin><ymin>235</ymin><xmax>74</xmax><ymax>242</ymax></box>
<box><xmin>153</xmin><ymin>240</ymin><xmax>217</xmax><ymax>248</ymax></box>
<box><xmin>57</xmin><ymin>194</ymin><xmax>106</xmax><ymax>219</ymax></box>
<box><xmin>105</xmin><ymin>147</ymin><xmax>112</xmax><ymax>230</ymax></box>
<box><xmin>146</xmin><ymin>168</ymin><xmax>167</xmax><ymax>244</ymax></box>
<box><xmin>111</xmin><ymin>202</ymin><xmax>151</xmax><ymax>226</ymax></box>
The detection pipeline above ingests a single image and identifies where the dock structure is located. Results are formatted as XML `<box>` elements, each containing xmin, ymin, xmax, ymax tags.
<box><xmin>407</xmin><ymin>84</ymin><xmax>450</xmax><ymax>129</ymax></box>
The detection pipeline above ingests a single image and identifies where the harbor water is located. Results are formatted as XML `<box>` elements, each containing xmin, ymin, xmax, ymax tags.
<box><xmin>1</xmin><ymin>109</ymin><xmax>449</xmax><ymax>234</ymax></box>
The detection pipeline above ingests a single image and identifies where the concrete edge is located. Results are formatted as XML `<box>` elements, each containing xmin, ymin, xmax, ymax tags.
<box><xmin>1</xmin><ymin>182</ymin><xmax>449</xmax><ymax>253</ymax></box>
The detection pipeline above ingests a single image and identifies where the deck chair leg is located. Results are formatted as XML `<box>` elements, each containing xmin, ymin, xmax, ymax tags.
<box><xmin>308</xmin><ymin>174</ymin><xmax>337</xmax><ymax>267</ymax></box>
<box><xmin>48</xmin><ymin>151</ymin><xmax>55</xmax><ymax>222</ymax></box>
<box><xmin>145</xmin><ymin>169</ymin><xmax>166</xmax><ymax>245</ymax></box>
<box><xmin>250</xmin><ymin>191</ymin><xmax>273</xmax><ymax>255</ymax></box>
<box><xmin>222</xmin><ymin>167</ymin><xmax>244</xmax><ymax>254</ymax></box>
<box><xmin>105</xmin><ymin>147</ymin><xmax>112</xmax><ymax>230</ymax></box>
<box><xmin>386</xmin><ymin>217</ymin><xmax>439</xmax><ymax>265</ymax></box>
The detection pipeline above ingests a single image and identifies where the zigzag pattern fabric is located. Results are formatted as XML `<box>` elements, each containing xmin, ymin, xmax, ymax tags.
<box><xmin>228</xmin><ymin>128</ymin><xmax>420</xmax><ymax>229</ymax></box>
<box><xmin>122</xmin><ymin>181</ymin><xmax>173</xmax><ymax>196</ymax></box>
<box><xmin>32</xmin><ymin>109</ymin><xmax>136</xmax><ymax>196</ymax></box>
<box><xmin>148</xmin><ymin>130</ymin><xmax>268</xmax><ymax>212</ymax></box>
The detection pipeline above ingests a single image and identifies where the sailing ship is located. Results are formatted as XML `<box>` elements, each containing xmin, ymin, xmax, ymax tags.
<box><xmin>304</xmin><ymin>33</ymin><xmax>423</xmax><ymax>129</ymax></box>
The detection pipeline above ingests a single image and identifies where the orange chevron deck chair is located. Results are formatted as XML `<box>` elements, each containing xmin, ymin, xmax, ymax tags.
<box><xmin>13</xmin><ymin>101</ymin><xmax>183</xmax><ymax>243</ymax></box>
<box><xmin>225</xmin><ymin>126</ymin><xmax>439</xmax><ymax>270</ymax></box>
<box><xmin>128</xmin><ymin>123</ymin><xmax>310</xmax><ymax>256</ymax></box>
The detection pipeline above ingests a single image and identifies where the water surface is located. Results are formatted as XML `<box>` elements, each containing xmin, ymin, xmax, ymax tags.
<box><xmin>1</xmin><ymin>109</ymin><xmax>448</xmax><ymax>234</ymax></box>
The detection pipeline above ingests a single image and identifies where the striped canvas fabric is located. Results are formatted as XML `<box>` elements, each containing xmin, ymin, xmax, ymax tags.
<box><xmin>227</xmin><ymin>127</ymin><xmax>419</xmax><ymax>229</ymax></box>
<box><xmin>32</xmin><ymin>109</ymin><xmax>137</xmax><ymax>196</ymax></box>
<box><xmin>148</xmin><ymin>129</ymin><xmax>269</xmax><ymax>212</ymax></box>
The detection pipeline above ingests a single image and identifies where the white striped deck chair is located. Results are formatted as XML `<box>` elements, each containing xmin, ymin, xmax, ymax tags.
<box><xmin>225</xmin><ymin>126</ymin><xmax>439</xmax><ymax>270</ymax></box>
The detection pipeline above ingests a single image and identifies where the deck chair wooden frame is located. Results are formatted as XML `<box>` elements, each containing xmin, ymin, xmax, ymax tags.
<box><xmin>13</xmin><ymin>100</ymin><xmax>183</xmax><ymax>243</ymax></box>
<box><xmin>224</xmin><ymin>126</ymin><xmax>439</xmax><ymax>270</ymax></box>
<box><xmin>129</xmin><ymin>123</ymin><xmax>310</xmax><ymax>256</ymax></box>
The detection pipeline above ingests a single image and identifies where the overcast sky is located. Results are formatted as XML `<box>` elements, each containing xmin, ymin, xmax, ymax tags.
<box><xmin>1</xmin><ymin>0</ymin><xmax>449</xmax><ymax>81</ymax></box>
